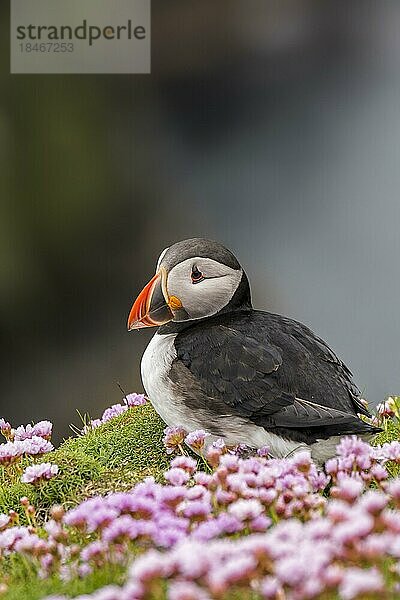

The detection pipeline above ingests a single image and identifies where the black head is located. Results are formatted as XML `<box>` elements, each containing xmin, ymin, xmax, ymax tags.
<box><xmin>127</xmin><ymin>238</ymin><xmax>252</xmax><ymax>331</ymax></box>
<box><xmin>159</xmin><ymin>238</ymin><xmax>241</xmax><ymax>272</ymax></box>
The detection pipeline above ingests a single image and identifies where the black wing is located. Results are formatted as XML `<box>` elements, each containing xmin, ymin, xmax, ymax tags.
<box><xmin>276</xmin><ymin>314</ymin><xmax>371</xmax><ymax>418</ymax></box>
<box><xmin>171</xmin><ymin>312</ymin><xmax>378</xmax><ymax>441</ymax></box>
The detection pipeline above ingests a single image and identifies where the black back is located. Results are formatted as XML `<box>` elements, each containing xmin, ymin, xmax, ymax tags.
<box><xmin>169</xmin><ymin>309</ymin><xmax>379</xmax><ymax>444</ymax></box>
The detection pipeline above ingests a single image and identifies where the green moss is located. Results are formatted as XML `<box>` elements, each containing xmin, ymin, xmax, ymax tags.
<box><xmin>0</xmin><ymin>403</ymin><xmax>169</xmax><ymax>520</ymax></box>
<box><xmin>373</xmin><ymin>418</ymin><xmax>400</xmax><ymax>446</ymax></box>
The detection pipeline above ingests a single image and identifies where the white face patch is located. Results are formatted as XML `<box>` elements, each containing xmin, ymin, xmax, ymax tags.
<box><xmin>165</xmin><ymin>257</ymin><xmax>242</xmax><ymax>321</ymax></box>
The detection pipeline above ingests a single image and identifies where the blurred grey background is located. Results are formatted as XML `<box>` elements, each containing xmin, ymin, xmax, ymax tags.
<box><xmin>1</xmin><ymin>1</ymin><xmax>400</xmax><ymax>441</ymax></box>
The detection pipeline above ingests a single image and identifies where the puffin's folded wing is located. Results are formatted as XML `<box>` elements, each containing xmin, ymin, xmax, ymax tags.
<box><xmin>282</xmin><ymin>318</ymin><xmax>371</xmax><ymax>418</ymax></box>
<box><xmin>175</xmin><ymin>324</ymin><xmax>289</xmax><ymax>417</ymax></box>
<box><xmin>267</xmin><ymin>397</ymin><xmax>369</xmax><ymax>430</ymax></box>
<box><xmin>174</xmin><ymin>324</ymin><xmax>374</xmax><ymax>433</ymax></box>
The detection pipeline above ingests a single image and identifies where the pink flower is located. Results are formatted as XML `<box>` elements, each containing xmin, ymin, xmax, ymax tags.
<box><xmin>81</xmin><ymin>419</ymin><xmax>99</xmax><ymax>434</ymax></box>
<box><xmin>379</xmin><ymin>441</ymin><xmax>400</xmax><ymax>463</ymax></box>
<box><xmin>332</xmin><ymin>477</ymin><xmax>364</xmax><ymax>503</ymax></box>
<box><xmin>358</xmin><ymin>490</ymin><xmax>388</xmax><ymax>515</ymax></box>
<box><xmin>0</xmin><ymin>514</ymin><xmax>9</xmax><ymax>531</ymax></box>
<box><xmin>211</xmin><ymin>438</ymin><xmax>226</xmax><ymax>450</ymax></box>
<box><xmin>274</xmin><ymin>552</ymin><xmax>318</xmax><ymax>588</ymax></box>
<box><xmin>0</xmin><ymin>440</ymin><xmax>25</xmax><ymax>465</ymax></box>
<box><xmin>88</xmin><ymin>585</ymin><xmax>122</xmax><ymax>599</ymax></box>
<box><xmin>14</xmin><ymin>420</ymin><xmax>53</xmax><ymax>441</ymax></box>
<box><xmin>5</xmin><ymin>418</ymin><xmax>400</xmax><ymax>599</ymax></box>
<box><xmin>21</xmin><ymin>436</ymin><xmax>54</xmax><ymax>456</ymax></box>
<box><xmin>129</xmin><ymin>549</ymin><xmax>167</xmax><ymax>582</ymax></box>
<box><xmin>170</xmin><ymin>456</ymin><xmax>197</xmax><ymax>474</ymax></box>
<box><xmin>325</xmin><ymin>458</ymin><xmax>338</xmax><ymax>475</ymax></box>
<box><xmin>206</xmin><ymin>446</ymin><xmax>224</xmax><ymax>468</ymax></box>
<box><xmin>14</xmin><ymin>532</ymin><xmax>48</xmax><ymax>555</ymax></box>
<box><xmin>101</xmin><ymin>403</ymin><xmax>128</xmax><ymax>423</ymax></box>
<box><xmin>163</xmin><ymin>426</ymin><xmax>187</xmax><ymax>454</ymax></box>
<box><xmin>323</xmin><ymin>564</ymin><xmax>344</xmax><ymax>587</ymax></box>
<box><xmin>370</xmin><ymin>463</ymin><xmax>388</xmax><ymax>482</ymax></box>
<box><xmin>63</xmin><ymin>498</ymin><xmax>115</xmax><ymax>530</ymax></box>
<box><xmin>21</xmin><ymin>463</ymin><xmax>58</xmax><ymax>484</ymax></box>
<box><xmin>388</xmin><ymin>478</ymin><xmax>400</xmax><ymax>502</ymax></box>
<box><xmin>124</xmin><ymin>393</ymin><xmax>147</xmax><ymax>407</ymax></box>
<box><xmin>260</xmin><ymin>576</ymin><xmax>281</xmax><ymax>599</ymax></box>
<box><xmin>179</xmin><ymin>500</ymin><xmax>211</xmax><ymax>520</ymax></box>
<box><xmin>213</xmin><ymin>513</ymin><xmax>243</xmax><ymax>534</ymax></box>
<box><xmin>250</xmin><ymin>515</ymin><xmax>271</xmax><ymax>532</ymax></box>
<box><xmin>168</xmin><ymin>581</ymin><xmax>210</xmax><ymax>600</ymax></box>
<box><xmin>339</xmin><ymin>567</ymin><xmax>384</xmax><ymax>599</ymax></box>
<box><xmin>292</xmin><ymin>450</ymin><xmax>312</xmax><ymax>472</ymax></box>
<box><xmin>165</xmin><ymin>468</ymin><xmax>190</xmax><ymax>486</ymax></box>
<box><xmin>257</xmin><ymin>446</ymin><xmax>270</xmax><ymax>458</ymax></box>
<box><xmin>185</xmin><ymin>430</ymin><xmax>210</xmax><ymax>453</ymax></box>
<box><xmin>79</xmin><ymin>393</ymin><xmax>147</xmax><ymax>434</ymax></box>
<box><xmin>228</xmin><ymin>499</ymin><xmax>263</xmax><ymax>521</ymax></box>
<box><xmin>0</xmin><ymin>419</ymin><xmax>11</xmax><ymax>438</ymax></box>
<box><xmin>333</xmin><ymin>510</ymin><xmax>374</xmax><ymax>544</ymax></box>
<box><xmin>0</xmin><ymin>436</ymin><xmax>53</xmax><ymax>463</ymax></box>
<box><xmin>102</xmin><ymin>515</ymin><xmax>138</xmax><ymax>543</ymax></box>
<box><xmin>208</xmin><ymin>554</ymin><xmax>256</xmax><ymax>593</ymax></box>
<box><xmin>376</xmin><ymin>397</ymin><xmax>397</xmax><ymax>418</ymax></box>
<box><xmin>193</xmin><ymin>472</ymin><xmax>212</xmax><ymax>487</ymax></box>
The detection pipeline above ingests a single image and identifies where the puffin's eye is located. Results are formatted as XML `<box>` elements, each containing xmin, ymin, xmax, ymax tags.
<box><xmin>191</xmin><ymin>266</ymin><xmax>204</xmax><ymax>284</ymax></box>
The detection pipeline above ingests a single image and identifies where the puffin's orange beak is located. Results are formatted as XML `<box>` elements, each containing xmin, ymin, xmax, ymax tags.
<box><xmin>127</xmin><ymin>270</ymin><xmax>174</xmax><ymax>330</ymax></box>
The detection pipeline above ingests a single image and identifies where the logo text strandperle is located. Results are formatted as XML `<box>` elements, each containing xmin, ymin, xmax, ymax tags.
<box><xmin>16</xmin><ymin>19</ymin><xmax>146</xmax><ymax>46</ymax></box>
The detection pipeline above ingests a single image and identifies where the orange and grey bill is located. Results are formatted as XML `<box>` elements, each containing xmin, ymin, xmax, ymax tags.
<box><xmin>127</xmin><ymin>272</ymin><xmax>174</xmax><ymax>330</ymax></box>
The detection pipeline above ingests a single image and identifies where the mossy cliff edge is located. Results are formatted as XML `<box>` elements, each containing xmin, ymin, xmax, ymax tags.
<box><xmin>0</xmin><ymin>403</ymin><xmax>170</xmax><ymax>520</ymax></box>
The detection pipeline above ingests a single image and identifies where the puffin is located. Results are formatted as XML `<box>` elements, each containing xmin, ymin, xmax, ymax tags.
<box><xmin>127</xmin><ymin>238</ymin><xmax>380</xmax><ymax>464</ymax></box>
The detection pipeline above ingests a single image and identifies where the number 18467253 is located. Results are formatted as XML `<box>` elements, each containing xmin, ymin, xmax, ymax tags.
<box><xmin>19</xmin><ymin>42</ymin><xmax>74</xmax><ymax>53</ymax></box>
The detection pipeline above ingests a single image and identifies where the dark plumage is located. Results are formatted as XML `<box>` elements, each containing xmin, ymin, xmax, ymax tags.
<box><xmin>128</xmin><ymin>238</ymin><xmax>380</xmax><ymax>462</ymax></box>
<box><xmin>168</xmin><ymin>310</ymin><xmax>377</xmax><ymax>445</ymax></box>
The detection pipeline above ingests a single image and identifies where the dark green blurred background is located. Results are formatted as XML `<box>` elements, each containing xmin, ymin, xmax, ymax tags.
<box><xmin>2</xmin><ymin>1</ymin><xmax>400</xmax><ymax>441</ymax></box>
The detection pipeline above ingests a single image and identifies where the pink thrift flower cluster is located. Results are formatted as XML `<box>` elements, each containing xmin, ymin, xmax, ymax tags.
<box><xmin>377</xmin><ymin>395</ymin><xmax>399</xmax><ymax>418</ymax></box>
<box><xmin>84</xmin><ymin>393</ymin><xmax>147</xmax><ymax>431</ymax></box>
<box><xmin>0</xmin><ymin>415</ymin><xmax>54</xmax><ymax>467</ymax></box>
<box><xmin>0</xmin><ymin>433</ymin><xmax>398</xmax><ymax>599</ymax></box>
<box><xmin>163</xmin><ymin>425</ymin><xmax>187</xmax><ymax>454</ymax></box>
<box><xmin>21</xmin><ymin>463</ymin><xmax>59</xmax><ymax>485</ymax></box>
<box><xmin>184</xmin><ymin>429</ymin><xmax>210</xmax><ymax>452</ymax></box>
<box><xmin>0</xmin><ymin>415</ymin><xmax>57</xmax><ymax>491</ymax></box>
<box><xmin>164</xmin><ymin>426</ymin><xmax>258</xmax><ymax>458</ymax></box>
<box><xmin>372</xmin><ymin>395</ymin><xmax>400</xmax><ymax>427</ymax></box>
<box><xmin>0</xmin><ymin>419</ymin><xmax>11</xmax><ymax>438</ymax></box>
<box><xmin>14</xmin><ymin>420</ymin><xmax>53</xmax><ymax>441</ymax></box>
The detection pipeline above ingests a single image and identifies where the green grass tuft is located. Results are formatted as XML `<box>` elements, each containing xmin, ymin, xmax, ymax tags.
<box><xmin>373</xmin><ymin>418</ymin><xmax>400</xmax><ymax>446</ymax></box>
<box><xmin>2</xmin><ymin>555</ymin><xmax>126</xmax><ymax>600</ymax></box>
<box><xmin>0</xmin><ymin>403</ymin><xmax>169</xmax><ymax>520</ymax></box>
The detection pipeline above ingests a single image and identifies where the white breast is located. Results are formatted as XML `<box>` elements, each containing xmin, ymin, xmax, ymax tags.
<box><xmin>141</xmin><ymin>332</ymin><xmax>204</xmax><ymax>431</ymax></box>
<box><xmin>140</xmin><ymin>332</ymin><xmax>306</xmax><ymax>459</ymax></box>
<box><xmin>141</xmin><ymin>333</ymin><xmax>176</xmax><ymax>420</ymax></box>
